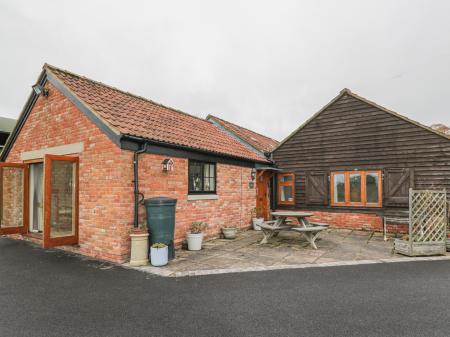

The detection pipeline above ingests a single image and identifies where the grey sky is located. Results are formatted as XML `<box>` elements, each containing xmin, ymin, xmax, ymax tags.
<box><xmin>1</xmin><ymin>0</ymin><xmax>449</xmax><ymax>141</ymax></box>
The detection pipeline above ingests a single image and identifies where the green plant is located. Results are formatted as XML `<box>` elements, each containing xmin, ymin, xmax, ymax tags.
<box><xmin>151</xmin><ymin>243</ymin><xmax>167</xmax><ymax>249</ymax></box>
<box><xmin>222</xmin><ymin>224</ymin><xmax>237</xmax><ymax>229</ymax></box>
<box><xmin>190</xmin><ymin>221</ymin><xmax>208</xmax><ymax>234</ymax></box>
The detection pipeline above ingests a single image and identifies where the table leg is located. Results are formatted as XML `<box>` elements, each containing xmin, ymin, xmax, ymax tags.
<box><xmin>275</xmin><ymin>217</ymin><xmax>285</xmax><ymax>228</ymax></box>
<box><xmin>303</xmin><ymin>232</ymin><xmax>320</xmax><ymax>249</ymax></box>
<box><xmin>259</xmin><ymin>228</ymin><xmax>274</xmax><ymax>244</ymax></box>
<box><xmin>272</xmin><ymin>217</ymin><xmax>285</xmax><ymax>237</ymax></box>
<box><xmin>259</xmin><ymin>217</ymin><xmax>285</xmax><ymax>244</ymax></box>
<box><xmin>300</xmin><ymin>217</ymin><xmax>310</xmax><ymax>228</ymax></box>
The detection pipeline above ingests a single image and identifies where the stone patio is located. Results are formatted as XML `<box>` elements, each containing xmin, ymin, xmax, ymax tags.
<box><xmin>129</xmin><ymin>228</ymin><xmax>450</xmax><ymax>277</ymax></box>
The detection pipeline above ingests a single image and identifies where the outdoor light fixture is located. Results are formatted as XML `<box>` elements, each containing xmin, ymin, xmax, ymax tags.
<box><xmin>251</xmin><ymin>168</ymin><xmax>257</xmax><ymax>181</ymax></box>
<box><xmin>32</xmin><ymin>84</ymin><xmax>49</xmax><ymax>97</ymax></box>
<box><xmin>161</xmin><ymin>158</ymin><xmax>174</xmax><ymax>172</ymax></box>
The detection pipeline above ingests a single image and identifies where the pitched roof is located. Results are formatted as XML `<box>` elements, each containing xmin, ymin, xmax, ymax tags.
<box><xmin>275</xmin><ymin>88</ymin><xmax>450</xmax><ymax>151</ymax></box>
<box><xmin>207</xmin><ymin>115</ymin><xmax>279</xmax><ymax>153</ymax></box>
<box><xmin>0</xmin><ymin>117</ymin><xmax>17</xmax><ymax>133</ymax></box>
<box><xmin>44</xmin><ymin>64</ymin><xmax>268</xmax><ymax>163</ymax></box>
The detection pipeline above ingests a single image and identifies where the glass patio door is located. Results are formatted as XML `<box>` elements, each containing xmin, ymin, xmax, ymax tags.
<box><xmin>0</xmin><ymin>163</ymin><xmax>29</xmax><ymax>235</ymax></box>
<box><xmin>43</xmin><ymin>155</ymin><xmax>79</xmax><ymax>248</ymax></box>
<box><xmin>29</xmin><ymin>163</ymin><xmax>44</xmax><ymax>233</ymax></box>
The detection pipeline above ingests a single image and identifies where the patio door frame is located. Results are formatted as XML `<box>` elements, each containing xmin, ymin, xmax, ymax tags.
<box><xmin>27</xmin><ymin>161</ymin><xmax>44</xmax><ymax>234</ymax></box>
<box><xmin>0</xmin><ymin>163</ymin><xmax>29</xmax><ymax>235</ymax></box>
<box><xmin>43</xmin><ymin>154</ymin><xmax>79</xmax><ymax>248</ymax></box>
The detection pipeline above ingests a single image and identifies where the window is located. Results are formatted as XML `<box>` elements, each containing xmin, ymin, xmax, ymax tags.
<box><xmin>333</xmin><ymin>173</ymin><xmax>345</xmax><ymax>203</ymax></box>
<box><xmin>188</xmin><ymin>160</ymin><xmax>216</xmax><ymax>194</ymax></box>
<box><xmin>278</xmin><ymin>173</ymin><xmax>295</xmax><ymax>205</ymax></box>
<box><xmin>331</xmin><ymin>171</ymin><xmax>382</xmax><ymax>207</ymax></box>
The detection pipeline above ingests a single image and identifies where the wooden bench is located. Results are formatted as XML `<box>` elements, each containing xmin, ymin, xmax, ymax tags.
<box><xmin>291</xmin><ymin>226</ymin><xmax>327</xmax><ymax>249</ymax></box>
<box><xmin>308</xmin><ymin>221</ymin><xmax>330</xmax><ymax>228</ymax></box>
<box><xmin>259</xmin><ymin>222</ymin><xmax>293</xmax><ymax>244</ymax></box>
<box><xmin>383</xmin><ymin>216</ymin><xmax>409</xmax><ymax>241</ymax></box>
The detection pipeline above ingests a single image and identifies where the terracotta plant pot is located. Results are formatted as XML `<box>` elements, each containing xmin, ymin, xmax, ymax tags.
<box><xmin>222</xmin><ymin>227</ymin><xmax>238</xmax><ymax>239</ymax></box>
<box><xmin>129</xmin><ymin>231</ymin><xmax>149</xmax><ymax>266</ymax></box>
<box><xmin>187</xmin><ymin>232</ymin><xmax>203</xmax><ymax>251</ymax></box>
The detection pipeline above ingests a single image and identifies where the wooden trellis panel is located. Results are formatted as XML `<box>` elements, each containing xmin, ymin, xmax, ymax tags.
<box><xmin>394</xmin><ymin>189</ymin><xmax>447</xmax><ymax>256</ymax></box>
<box><xmin>410</xmin><ymin>189</ymin><xmax>447</xmax><ymax>242</ymax></box>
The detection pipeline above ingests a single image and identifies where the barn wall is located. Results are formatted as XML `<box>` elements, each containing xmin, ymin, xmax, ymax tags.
<box><xmin>272</xmin><ymin>93</ymin><xmax>450</xmax><ymax>219</ymax></box>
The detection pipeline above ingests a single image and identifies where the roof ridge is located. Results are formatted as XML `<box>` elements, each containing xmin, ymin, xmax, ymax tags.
<box><xmin>207</xmin><ymin>114</ymin><xmax>279</xmax><ymax>143</ymax></box>
<box><xmin>344</xmin><ymin>89</ymin><xmax>450</xmax><ymax>141</ymax></box>
<box><xmin>43</xmin><ymin>63</ymin><xmax>208</xmax><ymax>123</ymax></box>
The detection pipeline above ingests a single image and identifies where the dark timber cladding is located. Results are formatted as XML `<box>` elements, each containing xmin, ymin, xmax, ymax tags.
<box><xmin>272</xmin><ymin>89</ymin><xmax>450</xmax><ymax>215</ymax></box>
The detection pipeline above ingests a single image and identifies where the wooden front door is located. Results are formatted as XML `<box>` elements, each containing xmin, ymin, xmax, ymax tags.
<box><xmin>256</xmin><ymin>170</ymin><xmax>271</xmax><ymax>220</ymax></box>
<box><xmin>43</xmin><ymin>155</ymin><xmax>79</xmax><ymax>248</ymax></box>
<box><xmin>0</xmin><ymin>163</ymin><xmax>29</xmax><ymax>235</ymax></box>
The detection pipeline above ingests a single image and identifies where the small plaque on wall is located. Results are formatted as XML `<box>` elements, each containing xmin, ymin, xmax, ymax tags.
<box><xmin>248</xmin><ymin>182</ymin><xmax>254</xmax><ymax>188</ymax></box>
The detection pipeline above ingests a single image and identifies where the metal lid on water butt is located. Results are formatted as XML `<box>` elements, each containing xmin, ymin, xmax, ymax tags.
<box><xmin>144</xmin><ymin>197</ymin><xmax>177</xmax><ymax>206</ymax></box>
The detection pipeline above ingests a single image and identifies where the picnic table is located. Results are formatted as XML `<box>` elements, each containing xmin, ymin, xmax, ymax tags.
<box><xmin>259</xmin><ymin>211</ymin><xmax>328</xmax><ymax>249</ymax></box>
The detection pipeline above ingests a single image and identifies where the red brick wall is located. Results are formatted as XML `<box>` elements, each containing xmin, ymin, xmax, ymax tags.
<box><xmin>136</xmin><ymin>156</ymin><xmax>255</xmax><ymax>245</ymax></box>
<box><xmin>1</xmin><ymin>167</ymin><xmax>24</xmax><ymax>228</ymax></box>
<box><xmin>6</xmin><ymin>81</ymin><xmax>256</xmax><ymax>263</ymax></box>
<box><xmin>306</xmin><ymin>210</ymin><xmax>408</xmax><ymax>234</ymax></box>
<box><xmin>7</xmin><ymin>81</ymin><xmax>134</xmax><ymax>262</ymax></box>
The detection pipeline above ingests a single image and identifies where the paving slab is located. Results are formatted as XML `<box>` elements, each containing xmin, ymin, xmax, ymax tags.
<box><xmin>125</xmin><ymin>228</ymin><xmax>450</xmax><ymax>277</ymax></box>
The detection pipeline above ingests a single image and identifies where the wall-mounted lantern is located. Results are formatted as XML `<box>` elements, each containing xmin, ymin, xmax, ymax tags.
<box><xmin>161</xmin><ymin>158</ymin><xmax>174</xmax><ymax>172</ymax></box>
<box><xmin>32</xmin><ymin>84</ymin><xmax>49</xmax><ymax>97</ymax></box>
<box><xmin>251</xmin><ymin>168</ymin><xmax>257</xmax><ymax>181</ymax></box>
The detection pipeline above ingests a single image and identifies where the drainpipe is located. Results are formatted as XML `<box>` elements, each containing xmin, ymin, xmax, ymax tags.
<box><xmin>133</xmin><ymin>142</ymin><xmax>148</xmax><ymax>228</ymax></box>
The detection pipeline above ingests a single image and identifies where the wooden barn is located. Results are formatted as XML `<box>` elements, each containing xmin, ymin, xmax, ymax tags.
<box><xmin>271</xmin><ymin>89</ymin><xmax>450</xmax><ymax>232</ymax></box>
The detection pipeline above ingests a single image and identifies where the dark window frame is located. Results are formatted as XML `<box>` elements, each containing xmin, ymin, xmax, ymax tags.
<box><xmin>188</xmin><ymin>160</ymin><xmax>217</xmax><ymax>194</ymax></box>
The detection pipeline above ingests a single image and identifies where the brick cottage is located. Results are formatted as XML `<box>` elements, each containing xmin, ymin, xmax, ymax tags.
<box><xmin>0</xmin><ymin>64</ymin><xmax>276</xmax><ymax>263</ymax></box>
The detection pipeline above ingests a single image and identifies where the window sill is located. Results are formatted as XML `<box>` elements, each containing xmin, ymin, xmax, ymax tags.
<box><xmin>278</xmin><ymin>201</ymin><xmax>295</xmax><ymax>206</ymax></box>
<box><xmin>187</xmin><ymin>194</ymin><xmax>219</xmax><ymax>201</ymax></box>
<box><xmin>331</xmin><ymin>203</ymin><xmax>382</xmax><ymax>208</ymax></box>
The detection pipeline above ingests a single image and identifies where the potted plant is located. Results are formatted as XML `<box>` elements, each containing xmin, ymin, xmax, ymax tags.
<box><xmin>129</xmin><ymin>224</ymin><xmax>149</xmax><ymax>266</ymax></box>
<box><xmin>186</xmin><ymin>221</ymin><xmax>208</xmax><ymax>251</ymax></box>
<box><xmin>251</xmin><ymin>207</ymin><xmax>264</xmax><ymax>231</ymax></box>
<box><xmin>150</xmin><ymin>243</ymin><xmax>168</xmax><ymax>267</ymax></box>
<box><xmin>222</xmin><ymin>225</ymin><xmax>238</xmax><ymax>239</ymax></box>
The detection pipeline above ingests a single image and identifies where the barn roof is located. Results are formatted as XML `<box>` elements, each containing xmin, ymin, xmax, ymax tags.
<box><xmin>274</xmin><ymin>88</ymin><xmax>450</xmax><ymax>151</ymax></box>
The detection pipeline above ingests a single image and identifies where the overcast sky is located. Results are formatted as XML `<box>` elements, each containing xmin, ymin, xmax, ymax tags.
<box><xmin>1</xmin><ymin>0</ymin><xmax>449</xmax><ymax>140</ymax></box>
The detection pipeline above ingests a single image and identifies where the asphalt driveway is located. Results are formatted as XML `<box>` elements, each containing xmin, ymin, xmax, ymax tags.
<box><xmin>1</xmin><ymin>237</ymin><xmax>450</xmax><ymax>337</ymax></box>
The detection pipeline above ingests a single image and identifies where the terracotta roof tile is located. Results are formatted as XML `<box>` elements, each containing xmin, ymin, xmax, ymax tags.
<box><xmin>207</xmin><ymin>115</ymin><xmax>279</xmax><ymax>153</ymax></box>
<box><xmin>45</xmin><ymin>64</ymin><xmax>268</xmax><ymax>163</ymax></box>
